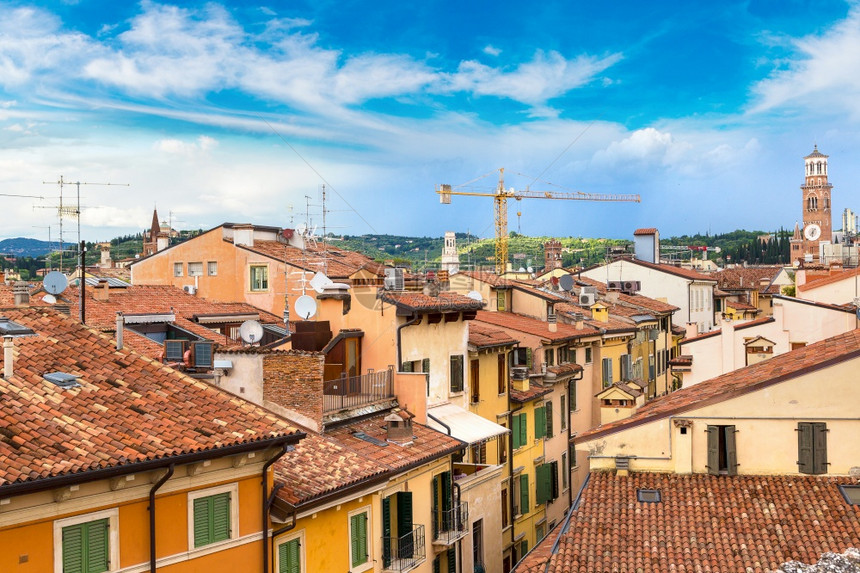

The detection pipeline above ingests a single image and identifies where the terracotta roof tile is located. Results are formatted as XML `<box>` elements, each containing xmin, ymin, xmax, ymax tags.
<box><xmin>580</xmin><ymin>328</ymin><xmax>860</xmax><ymax>442</ymax></box>
<box><xmin>510</xmin><ymin>381</ymin><xmax>553</xmax><ymax>403</ymax></box>
<box><xmin>381</xmin><ymin>291</ymin><xmax>484</xmax><ymax>313</ymax></box>
<box><xmin>713</xmin><ymin>266</ymin><xmax>784</xmax><ymax>293</ymax></box>
<box><xmin>0</xmin><ymin>307</ymin><xmax>302</xmax><ymax>491</ymax></box>
<box><xmin>799</xmin><ymin>266</ymin><xmax>860</xmax><ymax>292</ymax></box>
<box><xmin>530</xmin><ymin>472</ymin><xmax>860</xmax><ymax>573</ymax></box>
<box><xmin>608</xmin><ymin>258</ymin><xmax>717</xmax><ymax>282</ymax></box>
<box><xmin>469</xmin><ymin>322</ymin><xmax>519</xmax><ymax>348</ymax></box>
<box><xmin>633</xmin><ymin>228</ymin><xmax>658</xmax><ymax>235</ymax></box>
<box><xmin>457</xmin><ymin>271</ymin><xmax>513</xmax><ymax>288</ymax></box>
<box><xmin>237</xmin><ymin>239</ymin><xmax>383</xmax><ymax>279</ymax></box>
<box><xmin>475</xmin><ymin>311</ymin><xmax>598</xmax><ymax>342</ymax></box>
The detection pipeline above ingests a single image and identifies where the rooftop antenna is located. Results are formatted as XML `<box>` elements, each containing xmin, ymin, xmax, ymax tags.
<box><xmin>31</xmin><ymin>225</ymin><xmax>53</xmax><ymax>271</ymax></box>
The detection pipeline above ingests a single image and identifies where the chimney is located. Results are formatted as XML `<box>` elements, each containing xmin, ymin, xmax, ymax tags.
<box><xmin>385</xmin><ymin>412</ymin><xmax>413</xmax><ymax>444</ymax></box>
<box><xmin>606</xmin><ymin>290</ymin><xmax>620</xmax><ymax>303</ymax></box>
<box><xmin>3</xmin><ymin>336</ymin><xmax>13</xmax><ymax>378</ymax></box>
<box><xmin>575</xmin><ymin>313</ymin><xmax>585</xmax><ymax>330</ymax></box>
<box><xmin>116</xmin><ymin>312</ymin><xmax>124</xmax><ymax>351</ymax></box>
<box><xmin>93</xmin><ymin>279</ymin><xmax>110</xmax><ymax>302</ymax></box>
<box><xmin>13</xmin><ymin>282</ymin><xmax>29</xmax><ymax>307</ymax></box>
<box><xmin>100</xmin><ymin>244</ymin><xmax>112</xmax><ymax>268</ymax></box>
<box><xmin>685</xmin><ymin>322</ymin><xmax>698</xmax><ymax>338</ymax></box>
<box><xmin>547</xmin><ymin>313</ymin><xmax>558</xmax><ymax>333</ymax></box>
<box><xmin>156</xmin><ymin>234</ymin><xmax>169</xmax><ymax>252</ymax></box>
<box><xmin>233</xmin><ymin>224</ymin><xmax>255</xmax><ymax>247</ymax></box>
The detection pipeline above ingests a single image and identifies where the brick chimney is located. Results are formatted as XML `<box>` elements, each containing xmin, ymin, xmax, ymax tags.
<box><xmin>13</xmin><ymin>282</ymin><xmax>29</xmax><ymax>307</ymax></box>
<box><xmin>3</xmin><ymin>336</ymin><xmax>13</xmax><ymax>378</ymax></box>
<box><xmin>93</xmin><ymin>279</ymin><xmax>110</xmax><ymax>302</ymax></box>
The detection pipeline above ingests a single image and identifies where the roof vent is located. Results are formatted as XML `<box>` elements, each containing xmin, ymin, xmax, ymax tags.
<box><xmin>44</xmin><ymin>372</ymin><xmax>81</xmax><ymax>389</ymax></box>
<box><xmin>352</xmin><ymin>431</ymin><xmax>388</xmax><ymax>447</ymax></box>
<box><xmin>385</xmin><ymin>412</ymin><xmax>413</xmax><ymax>444</ymax></box>
<box><xmin>636</xmin><ymin>489</ymin><xmax>662</xmax><ymax>503</ymax></box>
<box><xmin>0</xmin><ymin>317</ymin><xmax>35</xmax><ymax>337</ymax></box>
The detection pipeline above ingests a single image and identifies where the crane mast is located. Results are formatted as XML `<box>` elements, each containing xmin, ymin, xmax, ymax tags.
<box><xmin>437</xmin><ymin>168</ymin><xmax>641</xmax><ymax>274</ymax></box>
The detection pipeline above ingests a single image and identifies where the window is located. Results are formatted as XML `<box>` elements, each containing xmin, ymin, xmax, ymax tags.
<box><xmin>277</xmin><ymin>534</ymin><xmax>302</xmax><ymax>573</ymax></box>
<box><xmin>471</xmin><ymin>441</ymin><xmax>487</xmax><ymax>464</ymax></box>
<box><xmin>207</xmin><ymin>261</ymin><xmax>218</xmax><ymax>276</ymax></box>
<box><xmin>798</xmin><ymin>422</ymin><xmax>828</xmax><ymax>475</ymax></box>
<box><xmin>561</xmin><ymin>453</ymin><xmax>568</xmax><ymax>489</ymax></box>
<box><xmin>512</xmin><ymin>412</ymin><xmax>527</xmax><ymax>449</ymax></box>
<box><xmin>470</xmin><ymin>359</ymin><xmax>480</xmax><ymax>403</ymax></box>
<box><xmin>601</xmin><ymin>357</ymin><xmax>613</xmax><ymax>387</ymax></box>
<box><xmin>637</xmin><ymin>489</ymin><xmax>662</xmax><ymax>503</ymax></box>
<box><xmin>450</xmin><ymin>355</ymin><xmax>464</xmax><ymax>393</ymax></box>
<box><xmin>189</xmin><ymin>484</ymin><xmax>237</xmax><ymax>549</ymax></box>
<box><xmin>570</xmin><ymin>379</ymin><xmax>577</xmax><ymax>412</ymax></box>
<box><xmin>838</xmin><ymin>484</ymin><xmax>860</xmax><ymax>505</ymax></box>
<box><xmin>620</xmin><ymin>354</ymin><xmax>633</xmax><ymax>380</ymax></box>
<box><xmin>498</xmin><ymin>353</ymin><xmax>507</xmax><ymax>394</ymax></box>
<box><xmin>432</xmin><ymin>471</ymin><xmax>454</xmax><ymax>537</ymax></box>
<box><xmin>382</xmin><ymin>492</ymin><xmax>417</xmax><ymax>568</ymax></box>
<box><xmin>497</xmin><ymin>290</ymin><xmax>506</xmax><ymax>311</ymax></box>
<box><xmin>535</xmin><ymin>462</ymin><xmax>559</xmax><ymax>505</ymax></box>
<box><xmin>250</xmin><ymin>265</ymin><xmax>269</xmax><ymax>291</ymax></box>
<box><xmin>560</xmin><ymin>396</ymin><xmax>566</xmax><ymax>430</ymax></box>
<box><xmin>519</xmin><ymin>474</ymin><xmax>529</xmax><ymax>514</ymax></box>
<box><xmin>188</xmin><ymin>262</ymin><xmax>203</xmax><ymax>276</ymax></box>
<box><xmin>706</xmin><ymin>425</ymin><xmax>738</xmax><ymax>476</ymax></box>
<box><xmin>55</xmin><ymin>509</ymin><xmax>117</xmax><ymax>573</ymax></box>
<box><xmin>472</xmin><ymin>519</ymin><xmax>484</xmax><ymax>568</ymax></box>
<box><xmin>535</xmin><ymin>523</ymin><xmax>544</xmax><ymax>542</ymax></box>
<box><xmin>501</xmin><ymin>488</ymin><xmax>509</xmax><ymax>528</ymax></box>
<box><xmin>174</xmin><ymin>262</ymin><xmax>184</xmax><ymax>277</ymax></box>
<box><xmin>348</xmin><ymin>508</ymin><xmax>371</xmax><ymax>571</ymax></box>
<box><xmin>499</xmin><ymin>430</ymin><xmax>507</xmax><ymax>464</ymax></box>
<box><xmin>584</xmin><ymin>347</ymin><xmax>592</xmax><ymax>364</ymax></box>
<box><xmin>545</xmin><ymin>348</ymin><xmax>554</xmax><ymax>367</ymax></box>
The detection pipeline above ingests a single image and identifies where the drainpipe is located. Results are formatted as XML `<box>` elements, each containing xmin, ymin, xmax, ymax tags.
<box><xmin>396</xmin><ymin>313</ymin><xmax>421</xmax><ymax>369</ymax></box>
<box><xmin>567</xmin><ymin>368</ymin><xmax>583</xmax><ymax>509</ymax></box>
<box><xmin>262</xmin><ymin>444</ymin><xmax>292</xmax><ymax>573</ymax></box>
<box><xmin>149</xmin><ymin>463</ymin><xmax>174</xmax><ymax>572</ymax></box>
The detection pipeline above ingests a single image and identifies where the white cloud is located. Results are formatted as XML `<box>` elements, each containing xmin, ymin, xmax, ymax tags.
<box><xmin>483</xmin><ymin>45</ymin><xmax>501</xmax><ymax>56</ymax></box>
<box><xmin>750</xmin><ymin>5</ymin><xmax>860</xmax><ymax>118</ymax></box>
<box><xmin>155</xmin><ymin>135</ymin><xmax>218</xmax><ymax>156</ymax></box>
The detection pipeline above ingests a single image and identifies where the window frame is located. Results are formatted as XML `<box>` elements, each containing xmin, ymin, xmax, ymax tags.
<box><xmin>348</xmin><ymin>506</ymin><xmax>372</xmax><ymax>573</ymax></box>
<box><xmin>187</xmin><ymin>482</ymin><xmax>239</xmax><ymax>550</ymax></box>
<box><xmin>276</xmin><ymin>530</ymin><xmax>304</xmax><ymax>573</ymax></box>
<box><xmin>449</xmin><ymin>354</ymin><xmax>464</xmax><ymax>394</ymax></box>
<box><xmin>53</xmin><ymin>508</ymin><xmax>119</xmax><ymax>573</ymax></box>
<box><xmin>249</xmin><ymin>264</ymin><xmax>269</xmax><ymax>292</ymax></box>
<box><xmin>797</xmin><ymin>422</ymin><xmax>828</xmax><ymax>475</ymax></box>
<box><xmin>207</xmin><ymin>261</ymin><xmax>218</xmax><ymax>276</ymax></box>
<box><xmin>187</xmin><ymin>262</ymin><xmax>204</xmax><ymax>277</ymax></box>
<box><xmin>173</xmin><ymin>262</ymin><xmax>184</xmax><ymax>277</ymax></box>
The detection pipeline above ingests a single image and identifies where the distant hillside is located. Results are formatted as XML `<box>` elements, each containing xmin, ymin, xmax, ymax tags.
<box><xmin>0</xmin><ymin>238</ymin><xmax>55</xmax><ymax>258</ymax></box>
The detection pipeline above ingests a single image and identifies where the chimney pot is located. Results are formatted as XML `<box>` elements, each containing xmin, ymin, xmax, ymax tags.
<box><xmin>3</xmin><ymin>336</ymin><xmax>13</xmax><ymax>378</ymax></box>
<box><xmin>13</xmin><ymin>282</ymin><xmax>29</xmax><ymax>307</ymax></box>
<box><xmin>116</xmin><ymin>312</ymin><xmax>124</xmax><ymax>351</ymax></box>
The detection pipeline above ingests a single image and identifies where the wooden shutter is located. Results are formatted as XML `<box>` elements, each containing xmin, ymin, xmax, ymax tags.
<box><xmin>471</xmin><ymin>359</ymin><xmax>480</xmax><ymax>402</ymax></box>
<box><xmin>396</xmin><ymin>491</ymin><xmax>413</xmax><ymax>558</ymax></box>
<box><xmin>550</xmin><ymin>460</ymin><xmax>559</xmax><ymax>500</ymax></box>
<box><xmin>279</xmin><ymin>538</ymin><xmax>300</xmax><ymax>573</ymax></box>
<box><xmin>431</xmin><ymin>475</ymin><xmax>439</xmax><ymax>536</ymax></box>
<box><xmin>447</xmin><ymin>546</ymin><xmax>457</xmax><ymax>573</ymax></box>
<box><xmin>498</xmin><ymin>353</ymin><xmax>506</xmax><ymax>394</ymax></box>
<box><xmin>602</xmin><ymin>358</ymin><xmax>612</xmax><ymax>386</ymax></box>
<box><xmin>706</xmin><ymin>425</ymin><xmax>719</xmax><ymax>475</ymax></box>
<box><xmin>211</xmin><ymin>492</ymin><xmax>231</xmax><ymax>543</ymax></box>
<box><xmin>520</xmin><ymin>474</ymin><xmax>529</xmax><ymax>513</ymax></box>
<box><xmin>382</xmin><ymin>496</ymin><xmax>392</xmax><ymax>567</ymax></box>
<box><xmin>433</xmin><ymin>555</ymin><xmax>441</xmax><ymax>573</ymax></box>
<box><xmin>724</xmin><ymin>425</ymin><xmax>738</xmax><ymax>476</ymax></box>
<box><xmin>62</xmin><ymin>523</ymin><xmax>85</xmax><ymax>573</ymax></box>
<box><xmin>64</xmin><ymin>518</ymin><xmax>110</xmax><ymax>573</ymax></box>
<box><xmin>534</xmin><ymin>406</ymin><xmax>545</xmax><ymax>440</ymax></box>
<box><xmin>512</xmin><ymin>414</ymin><xmax>521</xmax><ymax>449</ymax></box>
<box><xmin>798</xmin><ymin>422</ymin><xmax>813</xmax><ymax>474</ymax></box>
<box><xmin>350</xmin><ymin>513</ymin><xmax>368</xmax><ymax>567</ymax></box>
<box><xmin>812</xmin><ymin>422</ymin><xmax>828</xmax><ymax>475</ymax></box>
<box><xmin>193</xmin><ymin>492</ymin><xmax>231</xmax><ymax>548</ymax></box>
<box><xmin>526</xmin><ymin>348</ymin><xmax>533</xmax><ymax>369</ymax></box>
<box><xmin>545</xmin><ymin>400</ymin><xmax>553</xmax><ymax>438</ymax></box>
<box><xmin>560</xmin><ymin>396</ymin><xmax>566</xmax><ymax>430</ymax></box>
<box><xmin>535</xmin><ymin>464</ymin><xmax>550</xmax><ymax>504</ymax></box>
<box><xmin>422</xmin><ymin>358</ymin><xmax>430</xmax><ymax>373</ymax></box>
<box><xmin>441</xmin><ymin>471</ymin><xmax>453</xmax><ymax>531</ymax></box>
<box><xmin>193</xmin><ymin>496</ymin><xmax>211</xmax><ymax>547</ymax></box>
<box><xmin>520</xmin><ymin>413</ymin><xmax>527</xmax><ymax>446</ymax></box>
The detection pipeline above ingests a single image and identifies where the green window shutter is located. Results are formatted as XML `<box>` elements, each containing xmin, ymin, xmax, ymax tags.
<box><xmin>447</xmin><ymin>547</ymin><xmax>456</xmax><ymax>573</ymax></box>
<box><xmin>526</xmin><ymin>348</ymin><xmax>533</xmax><ymax>369</ymax></box>
<box><xmin>279</xmin><ymin>538</ymin><xmax>300</xmax><ymax>573</ymax></box>
<box><xmin>520</xmin><ymin>474</ymin><xmax>529</xmax><ymax>513</ymax></box>
<box><xmin>194</xmin><ymin>492</ymin><xmax>230</xmax><ymax>548</ymax></box>
<box><xmin>812</xmin><ymin>422</ymin><xmax>828</xmax><ymax>475</ymax></box>
<box><xmin>546</xmin><ymin>400</ymin><xmax>553</xmax><ymax>438</ymax></box>
<box><xmin>62</xmin><ymin>523</ymin><xmax>84</xmax><ymax>573</ymax></box>
<box><xmin>706</xmin><ymin>425</ymin><xmax>719</xmax><ymax>475</ymax></box>
<box><xmin>396</xmin><ymin>490</ymin><xmax>413</xmax><ymax>558</ymax></box>
<box><xmin>535</xmin><ymin>465</ymin><xmax>548</xmax><ymax>505</ymax></box>
<box><xmin>211</xmin><ymin>492</ymin><xmax>231</xmax><ymax>543</ymax></box>
<box><xmin>422</xmin><ymin>358</ymin><xmax>430</xmax><ymax>373</ymax></box>
<box><xmin>442</xmin><ymin>471</ymin><xmax>453</xmax><ymax>511</ymax></box>
<box><xmin>350</xmin><ymin>513</ymin><xmax>368</xmax><ymax>567</ymax></box>
<box><xmin>431</xmin><ymin>475</ymin><xmax>439</xmax><ymax>536</ymax></box>
<box><xmin>520</xmin><ymin>413</ymin><xmax>528</xmax><ymax>446</ymax></box>
<box><xmin>382</xmin><ymin>496</ymin><xmax>391</xmax><ymax>568</ymax></box>
<box><xmin>550</xmin><ymin>460</ymin><xmax>559</xmax><ymax>500</ymax></box>
<box><xmin>560</xmin><ymin>396</ymin><xmax>566</xmax><ymax>429</ymax></box>
<box><xmin>402</xmin><ymin>361</ymin><xmax>413</xmax><ymax>372</ymax></box>
<box><xmin>512</xmin><ymin>414</ymin><xmax>521</xmax><ymax>449</ymax></box>
<box><xmin>86</xmin><ymin>519</ymin><xmax>109</xmax><ymax>573</ymax></box>
<box><xmin>433</xmin><ymin>555</ymin><xmax>441</xmax><ymax>573</ymax></box>
<box><xmin>724</xmin><ymin>425</ymin><xmax>738</xmax><ymax>476</ymax></box>
<box><xmin>534</xmin><ymin>406</ymin><xmax>546</xmax><ymax>440</ymax></box>
<box><xmin>193</xmin><ymin>496</ymin><xmax>212</xmax><ymax>547</ymax></box>
<box><xmin>520</xmin><ymin>540</ymin><xmax>528</xmax><ymax>559</ymax></box>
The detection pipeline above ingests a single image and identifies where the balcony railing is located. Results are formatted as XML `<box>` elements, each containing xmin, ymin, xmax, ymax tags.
<box><xmin>432</xmin><ymin>501</ymin><xmax>469</xmax><ymax>545</ymax></box>
<box><xmin>382</xmin><ymin>524</ymin><xmax>425</xmax><ymax>572</ymax></box>
<box><xmin>323</xmin><ymin>367</ymin><xmax>394</xmax><ymax>413</ymax></box>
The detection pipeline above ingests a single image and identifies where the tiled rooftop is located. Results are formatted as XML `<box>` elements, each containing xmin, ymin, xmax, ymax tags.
<box><xmin>238</xmin><ymin>239</ymin><xmax>385</xmax><ymax>279</ymax></box>
<box><xmin>469</xmin><ymin>322</ymin><xmax>519</xmax><ymax>348</ymax></box>
<box><xmin>381</xmin><ymin>291</ymin><xmax>484</xmax><ymax>313</ymax></box>
<box><xmin>578</xmin><ymin>328</ymin><xmax>860</xmax><ymax>442</ymax></box>
<box><xmin>457</xmin><ymin>270</ymin><xmax>514</xmax><ymax>288</ymax></box>
<box><xmin>475</xmin><ymin>311</ymin><xmax>598</xmax><ymax>342</ymax></box>
<box><xmin>608</xmin><ymin>258</ymin><xmax>717</xmax><ymax>282</ymax></box>
<box><xmin>510</xmin><ymin>381</ymin><xmax>553</xmax><ymax>403</ymax></box>
<box><xmin>0</xmin><ymin>307</ymin><xmax>302</xmax><ymax>491</ymax></box>
<box><xmin>520</xmin><ymin>472</ymin><xmax>860</xmax><ymax>573</ymax></box>
<box><xmin>712</xmin><ymin>266</ymin><xmax>784</xmax><ymax>293</ymax></box>
<box><xmin>799</xmin><ymin>266</ymin><xmax>860</xmax><ymax>292</ymax></box>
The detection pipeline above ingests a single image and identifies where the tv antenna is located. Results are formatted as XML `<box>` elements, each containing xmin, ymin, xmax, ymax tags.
<box><xmin>41</xmin><ymin>176</ymin><xmax>130</xmax><ymax>272</ymax></box>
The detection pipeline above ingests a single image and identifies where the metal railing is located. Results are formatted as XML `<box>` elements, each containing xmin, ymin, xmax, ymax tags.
<box><xmin>322</xmin><ymin>367</ymin><xmax>394</xmax><ymax>413</ymax></box>
<box><xmin>382</xmin><ymin>524</ymin><xmax>425</xmax><ymax>572</ymax></box>
<box><xmin>432</xmin><ymin>501</ymin><xmax>469</xmax><ymax>545</ymax></box>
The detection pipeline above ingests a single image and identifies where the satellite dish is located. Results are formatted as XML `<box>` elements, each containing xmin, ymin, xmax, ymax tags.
<box><xmin>42</xmin><ymin>293</ymin><xmax>57</xmax><ymax>304</ymax></box>
<box><xmin>296</xmin><ymin>222</ymin><xmax>307</xmax><ymax>236</ymax></box>
<box><xmin>559</xmin><ymin>274</ymin><xmax>575</xmax><ymax>292</ymax></box>
<box><xmin>43</xmin><ymin>271</ymin><xmax>68</xmax><ymax>295</ymax></box>
<box><xmin>239</xmin><ymin>320</ymin><xmax>264</xmax><ymax>344</ymax></box>
<box><xmin>309</xmin><ymin>272</ymin><xmax>333</xmax><ymax>294</ymax></box>
<box><xmin>466</xmin><ymin>290</ymin><xmax>483</xmax><ymax>302</ymax></box>
<box><xmin>527</xmin><ymin>266</ymin><xmax>533</xmax><ymax>273</ymax></box>
<box><xmin>294</xmin><ymin>295</ymin><xmax>317</xmax><ymax>320</ymax></box>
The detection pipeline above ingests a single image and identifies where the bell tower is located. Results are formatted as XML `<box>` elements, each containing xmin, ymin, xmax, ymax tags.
<box><xmin>801</xmin><ymin>145</ymin><xmax>832</xmax><ymax>262</ymax></box>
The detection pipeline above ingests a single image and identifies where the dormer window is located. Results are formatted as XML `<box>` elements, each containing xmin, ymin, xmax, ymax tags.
<box><xmin>838</xmin><ymin>485</ymin><xmax>860</xmax><ymax>505</ymax></box>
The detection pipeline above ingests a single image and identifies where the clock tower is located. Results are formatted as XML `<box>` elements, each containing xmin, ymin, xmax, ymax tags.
<box><xmin>801</xmin><ymin>145</ymin><xmax>833</xmax><ymax>263</ymax></box>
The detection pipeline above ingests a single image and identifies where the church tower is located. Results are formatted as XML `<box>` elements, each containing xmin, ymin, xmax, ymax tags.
<box><xmin>801</xmin><ymin>145</ymin><xmax>833</xmax><ymax>263</ymax></box>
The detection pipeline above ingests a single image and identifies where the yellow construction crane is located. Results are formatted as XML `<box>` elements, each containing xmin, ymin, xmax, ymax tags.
<box><xmin>437</xmin><ymin>168</ymin><xmax>640</xmax><ymax>274</ymax></box>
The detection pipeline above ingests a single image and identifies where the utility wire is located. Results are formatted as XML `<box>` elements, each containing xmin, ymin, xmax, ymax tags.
<box><xmin>528</xmin><ymin>119</ymin><xmax>598</xmax><ymax>188</ymax></box>
<box><xmin>256</xmin><ymin>114</ymin><xmax>377</xmax><ymax>233</ymax></box>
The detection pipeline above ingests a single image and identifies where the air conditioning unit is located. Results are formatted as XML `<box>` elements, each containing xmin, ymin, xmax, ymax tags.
<box><xmin>164</xmin><ymin>340</ymin><xmax>187</xmax><ymax>362</ymax></box>
<box><xmin>579</xmin><ymin>292</ymin><xmax>596</xmax><ymax>306</ymax></box>
<box><xmin>183</xmin><ymin>285</ymin><xmax>197</xmax><ymax>295</ymax></box>
<box><xmin>383</xmin><ymin>268</ymin><xmax>405</xmax><ymax>290</ymax></box>
<box><xmin>622</xmin><ymin>281</ymin><xmax>641</xmax><ymax>293</ymax></box>
<box><xmin>190</xmin><ymin>341</ymin><xmax>214</xmax><ymax>369</ymax></box>
<box><xmin>607</xmin><ymin>281</ymin><xmax>623</xmax><ymax>291</ymax></box>
<box><xmin>511</xmin><ymin>366</ymin><xmax>528</xmax><ymax>380</ymax></box>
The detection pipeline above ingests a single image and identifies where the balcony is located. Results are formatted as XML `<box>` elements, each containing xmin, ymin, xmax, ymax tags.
<box><xmin>382</xmin><ymin>524</ymin><xmax>425</xmax><ymax>572</ymax></box>
<box><xmin>323</xmin><ymin>367</ymin><xmax>394</xmax><ymax>413</ymax></box>
<box><xmin>432</xmin><ymin>501</ymin><xmax>469</xmax><ymax>546</ymax></box>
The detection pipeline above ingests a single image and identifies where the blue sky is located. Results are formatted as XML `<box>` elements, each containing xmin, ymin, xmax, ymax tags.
<box><xmin>1</xmin><ymin>0</ymin><xmax>859</xmax><ymax>244</ymax></box>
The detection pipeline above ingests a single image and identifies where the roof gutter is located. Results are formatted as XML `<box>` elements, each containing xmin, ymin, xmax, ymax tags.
<box><xmin>0</xmin><ymin>433</ymin><xmax>305</xmax><ymax>499</ymax></box>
